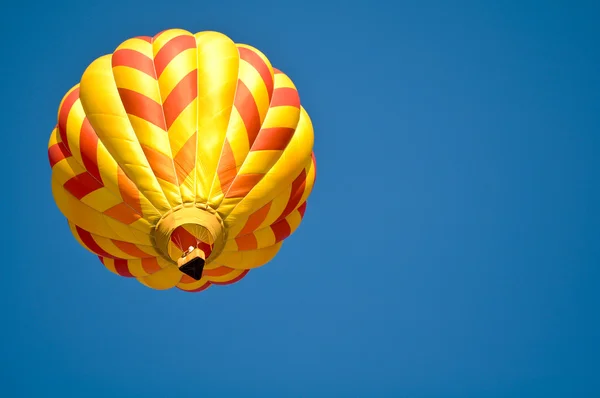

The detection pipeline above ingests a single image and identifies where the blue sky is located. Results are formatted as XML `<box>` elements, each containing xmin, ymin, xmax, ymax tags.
<box><xmin>2</xmin><ymin>1</ymin><xmax>599</xmax><ymax>397</ymax></box>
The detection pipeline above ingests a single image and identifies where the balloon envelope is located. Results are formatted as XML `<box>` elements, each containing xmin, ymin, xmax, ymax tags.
<box><xmin>47</xmin><ymin>29</ymin><xmax>316</xmax><ymax>292</ymax></box>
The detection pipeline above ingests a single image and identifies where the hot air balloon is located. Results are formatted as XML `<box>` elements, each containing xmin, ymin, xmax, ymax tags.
<box><xmin>47</xmin><ymin>29</ymin><xmax>316</xmax><ymax>292</ymax></box>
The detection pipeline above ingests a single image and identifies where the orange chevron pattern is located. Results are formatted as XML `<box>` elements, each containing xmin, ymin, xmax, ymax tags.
<box><xmin>51</xmin><ymin>103</ymin><xmax>148</xmax><ymax>227</ymax></box>
<box><xmin>48</xmin><ymin>29</ymin><xmax>316</xmax><ymax>293</ymax></box>
<box><xmin>219</xmin><ymin>68</ymin><xmax>302</xmax><ymax>200</ymax></box>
